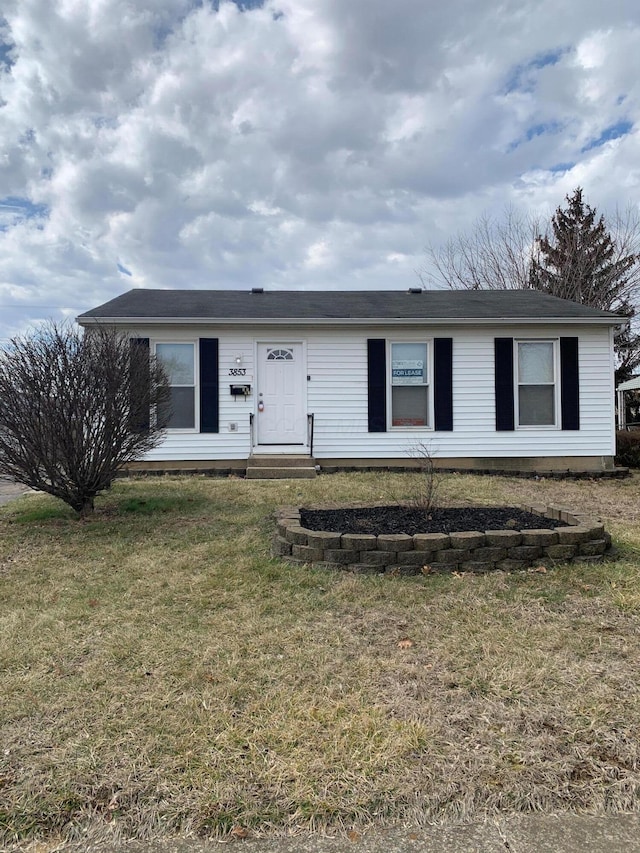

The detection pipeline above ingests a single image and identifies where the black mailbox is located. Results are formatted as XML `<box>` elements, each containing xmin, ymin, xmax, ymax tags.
<box><xmin>230</xmin><ymin>384</ymin><xmax>251</xmax><ymax>397</ymax></box>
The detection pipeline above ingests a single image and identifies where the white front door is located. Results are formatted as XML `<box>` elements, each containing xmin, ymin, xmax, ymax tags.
<box><xmin>256</xmin><ymin>343</ymin><xmax>306</xmax><ymax>445</ymax></box>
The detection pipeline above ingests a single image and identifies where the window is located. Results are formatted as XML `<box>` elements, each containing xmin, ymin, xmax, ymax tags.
<box><xmin>156</xmin><ymin>343</ymin><xmax>196</xmax><ymax>429</ymax></box>
<box><xmin>390</xmin><ymin>342</ymin><xmax>429</xmax><ymax>427</ymax></box>
<box><xmin>516</xmin><ymin>340</ymin><xmax>557</xmax><ymax>427</ymax></box>
<box><xmin>267</xmin><ymin>348</ymin><xmax>294</xmax><ymax>360</ymax></box>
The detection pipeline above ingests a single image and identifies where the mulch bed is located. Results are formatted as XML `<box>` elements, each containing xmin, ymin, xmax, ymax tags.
<box><xmin>300</xmin><ymin>505</ymin><xmax>569</xmax><ymax>536</ymax></box>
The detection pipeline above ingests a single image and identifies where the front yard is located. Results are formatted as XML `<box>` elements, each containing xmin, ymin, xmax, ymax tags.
<box><xmin>1</xmin><ymin>471</ymin><xmax>639</xmax><ymax>847</ymax></box>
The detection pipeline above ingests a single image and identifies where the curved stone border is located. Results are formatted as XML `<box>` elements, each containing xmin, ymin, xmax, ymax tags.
<box><xmin>272</xmin><ymin>504</ymin><xmax>612</xmax><ymax>574</ymax></box>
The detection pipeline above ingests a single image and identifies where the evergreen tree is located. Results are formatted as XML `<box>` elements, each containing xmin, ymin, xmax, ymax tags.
<box><xmin>529</xmin><ymin>188</ymin><xmax>640</xmax><ymax>383</ymax></box>
<box><xmin>427</xmin><ymin>187</ymin><xmax>640</xmax><ymax>382</ymax></box>
<box><xmin>530</xmin><ymin>187</ymin><xmax>636</xmax><ymax>308</ymax></box>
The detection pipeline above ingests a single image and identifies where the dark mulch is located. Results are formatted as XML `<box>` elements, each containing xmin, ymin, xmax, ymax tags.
<box><xmin>300</xmin><ymin>505</ymin><xmax>569</xmax><ymax>536</ymax></box>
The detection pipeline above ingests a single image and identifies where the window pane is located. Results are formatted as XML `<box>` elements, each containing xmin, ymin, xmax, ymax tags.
<box><xmin>156</xmin><ymin>343</ymin><xmax>194</xmax><ymax>385</ymax></box>
<box><xmin>392</xmin><ymin>343</ymin><xmax>427</xmax><ymax>385</ymax></box>
<box><xmin>518</xmin><ymin>342</ymin><xmax>553</xmax><ymax>384</ymax></box>
<box><xmin>392</xmin><ymin>386</ymin><xmax>428</xmax><ymax>426</ymax></box>
<box><xmin>158</xmin><ymin>387</ymin><xmax>195</xmax><ymax>429</ymax></box>
<box><xmin>519</xmin><ymin>385</ymin><xmax>555</xmax><ymax>426</ymax></box>
<box><xmin>267</xmin><ymin>348</ymin><xmax>294</xmax><ymax>360</ymax></box>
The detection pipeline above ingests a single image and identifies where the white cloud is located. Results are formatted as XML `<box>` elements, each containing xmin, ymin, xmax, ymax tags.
<box><xmin>0</xmin><ymin>0</ymin><xmax>639</xmax><ymax>341</ymax></box>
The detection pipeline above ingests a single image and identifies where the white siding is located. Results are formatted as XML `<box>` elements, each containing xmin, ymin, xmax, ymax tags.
<box><xmin>132</xmin><ymin>325</ymin><xmax>255</xmax><ymax>461</ymax></box>
<box><xmin>125</xmin><ymin>322</ymin><xmax>616</xmax><ymax>462</ymax></box>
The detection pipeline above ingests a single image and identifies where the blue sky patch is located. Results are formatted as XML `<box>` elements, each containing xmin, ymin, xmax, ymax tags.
<box><xmin>582</xmin><ymin>120</ymin><xmax>633</xmax><ymax>152</ymax></box>
<box><xmin>549</xmin><ymin>161</ymin><xmax>575</xmax><ymax>174</ymax></box>
<box><xmin>508</xmin><ymin>120</ymin><xmax>563</xmax><ymax>151</ymax></box>
<box><xmin>0</xmin><ymin>196</ymin><xmax>49</xmax><ymax>231</ymax></box>
<box><xmin>209</xmin><ymin>0</ymin><xmax>265</xmax><ymax>9</ymax></box>
<box><xmin>0</xmin><ymin>40</ymin><xmax>14</xmax><ymax>69</ymax></box>
<box><xmin>526</xmin><ymin>121</ymin><xmax>562</xmax><ymax>141</ymax></box>
<box><xmin>93</xmin><ymin>116</ymin><xmax>116</xmax><ymax>129</ymax></box>
<box><xmin>117</xmin><ymin>263</ymin><xmax>133</xmax><ymax>277</ymax></box>
<box><xmin>0</xmin><ymin>16</ymin><xmax>14</xmax><ymax>70</ymax></box>
<box><xmin>504</xmin><ymin>47</ymin><xmax>568</xmax><ymax>94</ymax></box>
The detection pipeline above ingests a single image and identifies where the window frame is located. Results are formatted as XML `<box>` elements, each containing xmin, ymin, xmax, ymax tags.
<box><xmin>387</xmin><ymin>339</ymin><xmax>432</xmax><ymax>430</ymax></box>
<box><xmin>154</xmin><ymin>340</ymin><xmax>199</xmax><ymax>432</ymax></box>
<box><xmin>514</xmin><ymin>338</ymin><xmax>560</xmax><ymax>429</ymax></box>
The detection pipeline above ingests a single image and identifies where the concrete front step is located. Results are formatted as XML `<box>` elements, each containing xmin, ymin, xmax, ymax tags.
<box><xmin>249</xmin><ymin>454</ymin><xmax>315</xmax><ymax>468</ymax></box>
<box><xmin>246</xmin><ymin>466</ymin><xmax>316</xmax><ymax>479</ymax></box>
<box><xmin>246</xmin><ymin>455</ymin><xmax>317</xmax><ymax>479</ymax></box>
<box><xmin>247</xmin><ymin>453</ymin><xmax>316</xmax><ymax>468</ymax></box>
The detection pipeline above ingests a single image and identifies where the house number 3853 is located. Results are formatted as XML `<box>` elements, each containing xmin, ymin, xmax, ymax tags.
<box><xmin>229</xmin><ymin>368</ymin><xmax>247</xmax><ymax>376</ymax></box>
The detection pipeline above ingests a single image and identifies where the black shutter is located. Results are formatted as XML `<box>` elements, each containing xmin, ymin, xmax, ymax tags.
<box><xmin>367</xmin><ymin>339</ymin><xmax>386</xmax><ymax>432</ymax></box>
<box><xmin>129</xmin><ymin>338</ymin><xmax>150</xmax><ymax>432</ymax></box>
<box><xmin>495</xmin><ymin>337</ymin><xmax>515</xmax><ymax>431</ymax></box>
<box><xmin>434</xmin><ymin>338</ymin><xmax>453</xmax><ymax>431</ymax></box>
<box><xmin>560</xmin><ymin>337</ymin><xmax>580</xmax><ymax>430</ymax></box>
<box><xmin>199</xmin><ymin>338</ymin><xmax>219</xmax><ymax>433</ymax></box>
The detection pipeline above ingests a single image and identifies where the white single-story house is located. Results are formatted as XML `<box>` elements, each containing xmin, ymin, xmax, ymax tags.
<box><xmin>77</xmin><ymin>288</ymin><xmax>623</xmax><ymax>475</ymax></box>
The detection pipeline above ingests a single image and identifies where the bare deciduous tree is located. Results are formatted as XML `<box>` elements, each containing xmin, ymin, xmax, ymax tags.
<box><xmin>426</xmin><ymin>196</ymin><xmax>640</xmax><ymax>302</ymax></box>
<box><xmin>424</xmin><ymin>206</ymin><xmax>543</xmax><ymax>291</ymax></box>
<box><xmin>425</xmin><ymin>190</ymin><xmax>640</xmax><ymax>382</ymax></box>
<box><xmin>0</xmin><ymin>323</ymin><xmax>169</xmax><ymax>517</ymax></box>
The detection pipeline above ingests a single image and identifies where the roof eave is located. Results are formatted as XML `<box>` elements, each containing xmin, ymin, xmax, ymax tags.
<box><xmin>77</xmin><ymin>315</ymin><xmax>622</xmax><ymax>327</ymax></box>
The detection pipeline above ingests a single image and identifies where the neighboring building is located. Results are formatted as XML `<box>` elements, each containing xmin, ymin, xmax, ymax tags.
<box><xmin>78</xmin><ymin>288</ymin><xmax>623</xmax><ymax>474</ymax></box>
<box><xmin>616</xmin><ymin>375</ymin><xmax>640</xmax><ymax>430</ymax></box>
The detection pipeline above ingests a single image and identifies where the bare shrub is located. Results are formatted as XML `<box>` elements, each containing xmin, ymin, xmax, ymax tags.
<box><xmin>0</xmin><ymin>322</ymin><xmax>169</xmax><ymax>517</ymax></box>
<box><xmin>406</xmin><ymin>441</ymin><xmax>442</xmax><ymax>514</ymax></box>
<box><xmin>615</xmin><ymin>430</ymin><xmax>640</xmax><ymax>469</ymax></box>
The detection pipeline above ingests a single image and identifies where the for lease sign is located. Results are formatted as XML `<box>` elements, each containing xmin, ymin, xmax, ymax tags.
<box><xmin>392</xmin><ymin>359</ymin><xmax>424</xmax><ymax>384</ymax></box>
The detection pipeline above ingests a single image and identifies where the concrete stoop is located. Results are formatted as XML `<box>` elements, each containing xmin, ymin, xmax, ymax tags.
<box><xmin>246</xmin><ymin>454</ymin><xmax>317</xmax><ymax>479</ymax></box>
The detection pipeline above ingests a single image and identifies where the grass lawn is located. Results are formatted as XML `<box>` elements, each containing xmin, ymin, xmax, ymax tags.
<box><xmin>1</xmin><ymin>471</ymin><xmax>640</xmax><ymax>847</ymax></box>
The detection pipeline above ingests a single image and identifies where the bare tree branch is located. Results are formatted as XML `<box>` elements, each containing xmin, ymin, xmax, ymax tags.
<box><xmin>425</xmin><ymin>190</ymin><xmax>640</xmax><ymax>383</ymax></box>
<box><xmin>425</xmin><ymin>207</ymin><xmax>544</xmax><ymax>291</ymax></box>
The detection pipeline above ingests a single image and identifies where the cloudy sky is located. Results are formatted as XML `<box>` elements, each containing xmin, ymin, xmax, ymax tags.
<box><xmin>1</xmin><ymin>0</ymin><xmax>639</xmax><ymax>342</ymax></box>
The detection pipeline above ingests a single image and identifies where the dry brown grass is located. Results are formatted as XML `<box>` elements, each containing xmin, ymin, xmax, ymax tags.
<box><xmin>1</xmin><ymin>472</ymin><xmax>639</xmax><ymax>847</ymax></box>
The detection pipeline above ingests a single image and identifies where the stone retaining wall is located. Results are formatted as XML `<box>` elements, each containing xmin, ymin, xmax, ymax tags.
<box><xmin>272</xmin><ymin>504</ymin><xmax>612</xmax><ymax>575</ymax></box>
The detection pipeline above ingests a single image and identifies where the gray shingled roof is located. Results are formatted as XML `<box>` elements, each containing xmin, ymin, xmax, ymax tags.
<box><xmin>78</xmin><ymin>288</ymin><xmax>623</xmax><ymax>324</ymax></box>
